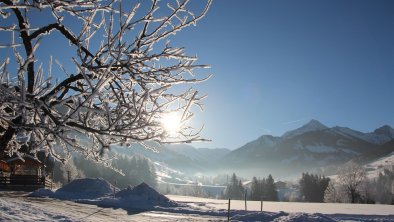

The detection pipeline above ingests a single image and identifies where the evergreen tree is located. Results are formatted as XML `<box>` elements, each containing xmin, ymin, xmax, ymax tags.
<box><xmin>299</xmin><ymin>172</ymin><xmax>330</xmax><ymax>202</ymax></box>
<box><xmin>223</xmin><ymin>173</ymin><xmax>244</xmax><ymax>200</ymax></box>
<box><xmin>122</xmin><ymin>156</ymin><xmax>157</xmax><ymax>188</ymax></box>
<box><xmin>238</xmin><ymin>180</ymin><xmax>245</xmax><ymax>199</ymax></box>
<box><xmin>71</xmin><ymin>154</ymin><xmax>157</xmax><ymax>189</ymax></box>
<box><xmin>139</xmin><ymin>157</ymin><xmax>157</xmax><ymax>188</ymax></box>
<box><xmin>261</xmin><ymin>178</ymin><xmax>267</xmax><ymax>200</ymax></box>
<box><xmin>250</xmin><ymin>177</ymin><xmax>262</xmax><ymax>200</ymax></box>
<box><xmin>265</xmin><ymin>174</ymin><xmax>278</xmax><ymax>201</ymax></box>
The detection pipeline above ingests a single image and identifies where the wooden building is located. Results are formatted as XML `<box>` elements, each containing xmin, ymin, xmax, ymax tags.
<box><xmin>0</xmin><ymin>155</ymin><xmax>51</xmax><ymax>191</ymax></box>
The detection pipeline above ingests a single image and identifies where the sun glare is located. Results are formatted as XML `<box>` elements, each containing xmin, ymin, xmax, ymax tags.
<box><xmin>161</xmin><ymin>112</ymin><xmax>182</xmax><ymax>134</ymax></box>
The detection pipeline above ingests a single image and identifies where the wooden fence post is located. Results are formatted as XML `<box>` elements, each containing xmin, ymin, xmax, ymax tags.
<box><xmin>227</xmin><ymin>198</ymin><xmax>231</xmax><ymax>221</ymax></box>
<box><xmin>261</xmin><ymin>200</ymin><xmax>263</xmax><ymax>211</ymax></box>
<box><xmin>67</xmin><ymin>171</ymin><xmax>71</xmax><ymax>183</ymax></box>
<box><xmin>244</xmin><ymin>191</ymin><xmax>247</xmax><ymax>211</ymax></box>
<box><xmin>51</xmin><ymin>170</ymin><xmax>54</xmax><ymax>189</ymax></box>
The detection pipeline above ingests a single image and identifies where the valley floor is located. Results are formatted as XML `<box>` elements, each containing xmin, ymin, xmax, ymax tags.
<box><xmin>0</xmin><ymin>191</ymin><xmax>223</xmax><ymax>221</ymax></box>
<box><xmin>1</xmin><ymin>191</ymin><xmax>393</xmax><ymax>221</ymax></box>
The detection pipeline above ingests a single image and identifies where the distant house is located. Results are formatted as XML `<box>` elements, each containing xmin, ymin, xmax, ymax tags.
<box><xmin>6</xmin><ymin>155</ymin><xmax>45</xmax><ymax>176</ymax></box>
<box><xmin>0</xmin><ymin>154</ymin><xmax>50</xmax><ymax>190</ymax></box>
<box><xmin>0</xmin><ymin>160</ymin><xmax>10</xmax><ymax>174</ymax></box>
<box><xmin>275</xmin><ymin>181</ymin><xmax>302</xmax><ymax>202</ymax></box>
<box><xmin>274</xmin><ymin>181</ymin><xmax>287</xmax><ymax>190</ymax></box>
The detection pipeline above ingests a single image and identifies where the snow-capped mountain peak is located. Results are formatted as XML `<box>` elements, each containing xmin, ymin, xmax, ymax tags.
<box><xmin>282</xmin><ymin>119</ymin><xmax>328</xmax><ymax>139</ymax></box>
<box><xmin>374</xmin><ymin>125</ymin><xmax>394</xmax><ymax>137</ymax></box>
<box><xmin>245</xmin><ymin>135</ymin><xmax>280</xmax><ymax>150</ymax></box>
<box><xmin>332</xmin><ymin>125</ymin><xmax>394</xmax><ymax>145</ymax></box>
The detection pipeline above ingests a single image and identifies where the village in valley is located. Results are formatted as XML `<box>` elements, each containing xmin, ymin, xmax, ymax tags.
<box><xmin>0</xmin><ymin>0</ymin><xmax>394</xmax><ymax>221</ymax></box>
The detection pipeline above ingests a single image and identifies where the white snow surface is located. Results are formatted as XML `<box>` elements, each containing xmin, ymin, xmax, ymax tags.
<box><xmin>0</xmin><ymin>196</ymin><xmax>75</xmax><ymax>221</ymax></box>
<box><xmin>79</xmin><ymin>182</ymin><xmax>178</xmax><ymax>210</ymax></box>
<box><xmin>231</xmin><ymin>211</ymin><xmax>336</xmax><ymax>222</ymax></box>
<box><xmin>168</xmin><ymin>195</ymin><xmax>394</xmax><ymax>216</ymax></box>
<box><xmin>52</xmin><ymin>177</ymin><xmax>117</xmax><ymax>200</ymax></box>
<box><xmin>30</xmin><ymin>178</ymin><xmax>175</xmax><ymax>209</ymax></box>
<box><xmin>365</xmin><ymin>152</ymin><xmax>394</xmax><ymax>178</ymax></box>
<box><xmin>4</xmin><ymin>177</ymin><xmax>394</xmax><ymax>221</ymax></box>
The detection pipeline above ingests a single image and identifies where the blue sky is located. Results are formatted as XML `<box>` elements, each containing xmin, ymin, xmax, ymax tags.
<box><xmin>170</xmin><ymin>0</ymin><xmax>394</xmax><ymax>149</ymax></box>
<box><xmin>1</xmin><ymin>0</ymin><xmax>393</xmax><ymax>150</ymax></box>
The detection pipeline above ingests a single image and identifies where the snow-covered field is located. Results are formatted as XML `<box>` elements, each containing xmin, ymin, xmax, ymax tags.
<box><xmin>365</xmin><ymin>152</ymin><xmax>394</xmax><ymax>178</ymax></box>
<box><xmin>169</xmin><ymin>195</ymin><xmax>394</xmax><ymax>220</ymax></box>
<box><xmin>0</xmin><ymin>191</ymin><xmax>220</xmax><ymax>221</ymax></box>
<box><xmin>169</xmin><ymin>195</ymin><xmax>394</xmax><ymax>215</ymax></box>
<box><xmin>1</xmin><ymin>178</ymin><xmax>393</xmax><ymax>221</ymax></box>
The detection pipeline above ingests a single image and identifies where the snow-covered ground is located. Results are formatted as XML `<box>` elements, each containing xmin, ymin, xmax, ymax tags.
<box><xmin>0</xmin><ymin>191</ymin><xmax>223</xmax><ymax>222</ymax></box>
<box><xmin>1</xmin><ymin>178</ymin><xmax>393</xmax><ymax>221</ymax></box>
<box><xmin>365</xmin><ymin>152</ymin><xmax>394</xmax><ymax>178</ymax></box>
<box><xmin>169</xmin><ymin>195</ymin><xmax>394</xmax><ymax>217</ymax></box>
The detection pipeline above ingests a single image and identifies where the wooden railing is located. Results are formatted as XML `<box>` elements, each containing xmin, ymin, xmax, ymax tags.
<box><xmin>0</xmin><ymin>175</ymin><xmax>52</xmax><ymax>188</ymax></box>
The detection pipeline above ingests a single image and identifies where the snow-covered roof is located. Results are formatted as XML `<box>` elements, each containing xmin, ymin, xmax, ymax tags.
<box><xmin>6</xmin><ymin>154</ymin><xmax>43</xmax><ymax>165</ymax></box>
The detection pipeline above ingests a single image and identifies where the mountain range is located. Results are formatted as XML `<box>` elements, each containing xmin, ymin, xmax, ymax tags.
<box><xmin>218</xmin><ymin>120</ymin><xmax>394</xmax><ymax>178</ymax></box>
<box><xmin>114</xmin><ymin>120</ymin><xmax>394</xmax><ymax>179</ymax></box>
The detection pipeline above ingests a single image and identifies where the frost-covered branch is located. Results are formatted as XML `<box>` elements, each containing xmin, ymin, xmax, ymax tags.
<box><xmin>0</xmin><ymin>0</ymin><xmax>212</xmax><ymax>164</ymax></box>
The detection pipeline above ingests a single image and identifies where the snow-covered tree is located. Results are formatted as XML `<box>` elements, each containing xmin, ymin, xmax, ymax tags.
<box><xmin>373</xmin><ymin>166</ymin><xmax>394</xmax><ymax>204</ymax></box>
<box><xmin>337</xmin><ymin>161</ymin><xmax>367</xmax><ymax>203</ymax></box>
<box><xmin>0</xmin><ymin>0</ymin><xmax>212</xmax><ymax>163</ymax></box>
<box><xmin>323</xmin><ymin>180</ymin><xmax>348</xmax><ymax>203</ymax></box>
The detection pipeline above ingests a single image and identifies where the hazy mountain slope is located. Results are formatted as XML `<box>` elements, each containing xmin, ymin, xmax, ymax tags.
<box><xmin>353</xmin><ymin>139</ymin><xmax>394</xmax><ymax>165</ymax></box>
<box><xmin>112</xmin><ymin>143</ymin><xmax>205</xmax><ymax>172</ymax></box>
<box><xmin>165</xmin><ymin>144</ymin><xmax>230</xmax><ymax>163</ymax></box>
<box><xmin>112</xmin><ymin>143</ymin><xmax>230</xmax><ymax>173</ymax></box>
<box><xmin>197</xmin><ymin>148</ymin><xmax>231</xmax><ymax>161</ymax></box>
<box><xmin>219</xmin><ymin>120</ymin><xmax>386</xmax><ymax>177</ymax></box>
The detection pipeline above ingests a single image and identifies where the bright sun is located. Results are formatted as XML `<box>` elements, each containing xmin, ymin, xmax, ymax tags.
<box><xmin>161</xmin><ymin>112</ymin><xmax>182</xmax><ymax>134</ymax></box>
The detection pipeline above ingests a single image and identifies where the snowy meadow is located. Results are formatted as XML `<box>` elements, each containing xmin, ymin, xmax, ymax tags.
<box><xmin>1</xmin><ymin>178</ymin><xmax>393</xmax><ymax>222</ymax></box>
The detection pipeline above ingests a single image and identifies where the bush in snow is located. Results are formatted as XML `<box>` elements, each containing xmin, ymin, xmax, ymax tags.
<box><xmin>54</xmin><ymin>178</ymin><xmax>116</xmax><ymax>200</ymax></box>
